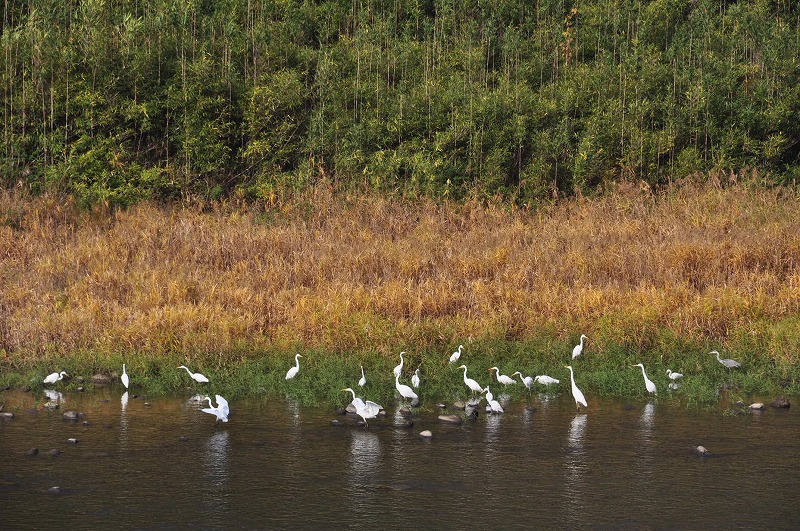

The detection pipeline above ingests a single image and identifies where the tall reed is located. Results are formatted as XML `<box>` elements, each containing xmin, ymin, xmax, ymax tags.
<box><xmin>1</xmin><ymin>179</ymin><xmax>799</xmax><ymax>376</ymax></box>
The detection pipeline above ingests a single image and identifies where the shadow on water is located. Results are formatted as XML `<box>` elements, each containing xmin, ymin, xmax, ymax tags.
<box><xmin>0</xmin><ymin>388</ymin><xmax>798</xmax><ymax>528</ymax></box>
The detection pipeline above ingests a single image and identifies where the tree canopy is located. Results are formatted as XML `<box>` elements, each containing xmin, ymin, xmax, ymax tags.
<box><xmin>3</xmin><ymin>0</ymin><xmax>799</xmax><ymax>205</ymax></box>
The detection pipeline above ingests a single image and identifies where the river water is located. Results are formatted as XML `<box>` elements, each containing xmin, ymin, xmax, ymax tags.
<box><xmin>1</xmin><ymin>388</ymin><xmax>797</xmax><ymax>529</ymax></box>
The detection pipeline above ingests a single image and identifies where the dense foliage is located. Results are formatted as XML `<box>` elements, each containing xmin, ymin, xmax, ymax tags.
<box><xmin>2</xmin><ymin>0</ymin><xmax>799</xmax><ymax>205</ymax></box>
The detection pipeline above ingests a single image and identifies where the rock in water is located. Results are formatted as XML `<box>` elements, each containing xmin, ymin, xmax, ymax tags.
<box><xmin>771</xmin><ymin>397</ymin><xmax>790</xmax><ymax>409</ymax></box>
<box><xmin>438</xmin><ymin>414</ymin><xmax>463</xmax><ymax>425</ymax></box>
<box><xmin>694</xmin><ymin>445</ymin><xmax>709</xmax><ymax>456</ymax></box>
<box><xmin>419</xmin><ymin>430</ymin><xmax>433</xmax><ymax>438</ymax></box>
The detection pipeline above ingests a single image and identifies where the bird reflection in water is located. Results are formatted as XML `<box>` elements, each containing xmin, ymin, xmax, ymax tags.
<box><xmin>204</xmin><ymin>431</ymin><xmax>230</xmax><ymax>490</ymax></box>
<box><xmin>563</xmin><ymin>413</ymin><xmax>588</xmax><ymax>523</ymax></box>
<box><xmin>43</xmin><ymin>389</ymin><xmax>63</xmax><ymax>410</ymax></box>
<box><xmin>348</xmin><ymin>430</ymin><xmax>381</xmax><ymax>517</ymax></box>
<box><xmin>640</xmin><ymin>403</ymin><xmax>655</xmax><ymax>431</ymax></box>
<box><xmin>119</xmin><ymin>391</ymin><xmax>129</xmax><ymax>451</ymax></box>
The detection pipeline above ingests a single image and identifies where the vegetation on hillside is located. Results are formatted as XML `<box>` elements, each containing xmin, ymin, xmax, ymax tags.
<box><xmin>2</xmin><ymin>0</ymin><xmax>799</xmax><ymax>206</ymax></box>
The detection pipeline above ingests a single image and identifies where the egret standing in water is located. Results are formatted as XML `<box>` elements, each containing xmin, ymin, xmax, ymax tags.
<box><xmin>121</xmin><ymin>363</ymin><xmax>129</xmax><ymax>389</ymax></box>
<box><xmin>633</xmin><ymin>363</ymin><xmax>657</xmax><ymax>395</ymax></box>
<box><xmin>358</xmin><ymin>365</ymin><xmax>367</xmax><ymax>387</ymax></box>
<box><xmin>449</xmin><ymin>345</ymin><xmax>464</xmax><ymax>364</ymax></box>
<box><xmin>393</xmin><ymin>351</ymin><xmax>405</xmax><ymax>378</ymax></box>
<box><xmin>201</xmin><ymin>395</ymin><xmax>229</xmax><ymax>423</ymax></box>
<box><xmin>342</xmin><ymin>388</ymin><xmax>383</xmax><ymax>426</ymax></box>
<box><xmin>712</xmin><ymin>350</ymin><xmax>741</xmax><ymax>369</ymax></box>
<box><xmin>394</xmin><ymin>372</ymin><xmax>418</xmax><ymax>403</ymax></box>
<box><xmin>458</xmin><ymin>365</ymin><xmax>484</xmax><ymax>396</ymax></box>
<box><xmin>572</xmin><ymin>334</ymin><xmax>588</xmax><ymax>359</ymax></box>
<box><xmin>489</xmin><ymin>367</ymin><xmax>516</xmax><ymax>386</ymax></box>
<box><xmin>483</xmin><ymin>386</ymin><xmax>504</xmax><ymax>413</ymax></box>
<box><xmin>285</xmin><ymin>354</ymin><xmax>302</xmax><ymax>380</ymax></box>
<box><xmin>564</xmin><ymin>365</ymin><xmax>587</xmax><ymax>410</ymax></box>
<box><xmin>178</xmin><ymin>365</ymin><xmax>209</xmax><ymax>383</ymax></box>
<box><xmin>43</xmin><ymin>371</ymin><xmax>68</xmax><ymax>385</ymax></box>
<box><xmin>411</xmin><ymin>368</ymin><xmax>421</xmax><ymax>389</ymax></box>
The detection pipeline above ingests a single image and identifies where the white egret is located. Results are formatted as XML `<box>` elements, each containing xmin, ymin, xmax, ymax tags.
<box><xmin>449</xmin><ymin>344</ymin><xmax>464</xmax><ymax>364</ymax></box>
<box><xmin>534</xmin><ymin>375</ymin><xmax>560</xmax><ymax>386</ymax></box>
<box><xmin>43</xmin><ymin>371</ymin><xmax>68</xmax><ymax>385</ymax></box>
<box><xmin>285</xmin><ymin>354</ymin><xmax>302</xmax><ymax>380</ymax></box>
<box><xmin>572</xmin><ymin>334</ymin><xmax>588</xmax><ymax>359</ymax></box>
<box><xmin>178</xmin><ymin>365</ymin><xmax>209</xmax><ymax>383</ymax></box>
<box><xmin>633</xmin><ymin>363</ymin><xmax>657</xmax><ymax>395</ymax></box>
<box><xmin>483</xmin><ymin>386</ymin><xmax>504</xmax><ymax>413</ymax></box>
<box><xmin>565</xmin><ymin>365</ymin><xmax>588</xmax><ymax>410</ymax></box>
<box><xmin>458</xmin><ymin>365</ymin><xmax>484</xmax><ymax>395</ymax></box>
<box><xmin>358</xmin><ymin>365</ymin><xmax>366</xmax><ymax>387</ymax></box>
<box><xmin>411</xmin><ymin>368</ymin><xmax>421</xmax><ymax>388</ymax></box>
<box><xmin>121</xmin><ymin>363</ymin><xmax>129</xmax><ymax>389</ymax></box>
<box><xmin>201</xmin><ymin>395</ymin><xmax>229</xmax><ymax>422</ymax></box>
<box><xmin>712</xmin><ymin>350</ymin><xmax>741</xmax><ymax>369</ymax></box>
<box><xmin>489</xmin><ymin>367</ymin><xmax>516</xmax><ymax>386</ymax></box>
<box><xmin>394</xmin><ymin>372</ymin><xmax>418</xmax><ymax>402</ymax></box>
<box><xmin>512</xmin><ymin>371</ymin><xmax>534</xmax><ymax>389</ymax></box>
<box><xmin>393</xmin><ymin>351</ymin><xmax>405</xmax><ymax>378</ymax></box>
<box><xmin>342</xmin><ymin>388</ymin><xmax>383</xmax><ymax>426</ymax></box>
<box><xmin>666</xmin><ymin>369</ymin><xmax>684</xmax><ymax>381</ymax></box>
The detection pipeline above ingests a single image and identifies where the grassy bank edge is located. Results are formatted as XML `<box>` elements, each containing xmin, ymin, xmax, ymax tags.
<box><xmin>2</xmin><ymin>328</ymin><xmax>797</xmax><ymax>410</ymax></box>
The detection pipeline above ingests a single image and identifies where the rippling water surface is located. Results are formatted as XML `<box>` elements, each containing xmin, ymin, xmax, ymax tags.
<box><xmin>1</xmin><ymin>388</ymin><xmax>798</xmax><ymax>529</ymax></box>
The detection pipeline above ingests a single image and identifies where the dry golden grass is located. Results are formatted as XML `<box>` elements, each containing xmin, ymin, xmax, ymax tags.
<box><xmin>1</xmin><ymin>178</ymin><xmax>799</xmax><ymax>362</ymax></box>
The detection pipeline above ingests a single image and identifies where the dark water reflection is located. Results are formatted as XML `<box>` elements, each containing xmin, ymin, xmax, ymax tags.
<box><xmin>1</xmin><ymin>388</ymin><xmax>798</xmax><ymax>529</ymax></box>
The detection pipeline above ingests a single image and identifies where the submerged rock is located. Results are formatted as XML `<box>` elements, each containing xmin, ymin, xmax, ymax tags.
<box><xmin>399</xmin><ymin>407</ymin><xmax>412</xmax><ymax>417</ymax></box>
<box><xmin>0</xmin><ymin>412</ymin><xmax>14</xmax><ymax>420</ymax></box>
<box><xmin>62</xmin><ymin>411</ymin><xmax>80</xmax><ymax>421</ymax></box>
<box><xmin>694</xmin><ymin>445</ymin><xmax>709</xmax><ymax>457</ymax></box>
<box><xmin>26</xmin><ymin>448</ymin><xmax>39</xmax><ymax>456</ymax></box>
<box><xmin>749</xmin><ymin>403</ymin><xmax>765</xmax><ymax>411</ymax></box>
<box><xmin>47</xmin><ymin>448</ymin><xmax>61</xmax><ymax>457</ymax></box>
<box><xmin>47</xmin><ymin>486</ymin><xmax>62</xmax><ymax>494</ymax></box>
<box><xmin>67</xmin><ymin>438</ymin><xmax>79</xmax><ymax>444</ymax></box>
<box><xmin>438</xmin><ymin>414</ymin><xmax>463</xmax><ymax>425</ymax></box>
<box><xmin>419</xmin><ymin>430</ymin><xmax>433</xmax><ymax>438</ymax></box>
<box><xmin>331</xmin><ymin>419</ymin><xmax>344</xmax><ymax>427</ymax></box>
<box><xmin>771</xmin><ymin>397</ymin><xmax>790</xmax><ymax>409</ymax></box>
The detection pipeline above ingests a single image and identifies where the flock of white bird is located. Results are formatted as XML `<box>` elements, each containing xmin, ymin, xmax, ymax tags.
<box><xmin>40</xmin><ymin>336</ymin><xmax>744</xmax><ymax>424</ymax></box>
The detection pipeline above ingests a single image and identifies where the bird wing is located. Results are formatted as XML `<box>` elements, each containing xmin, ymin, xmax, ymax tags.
<box><xmin>215</xmin><ymin>395</ymin><xmax>229</xmax><ymax>414</ymax></box>
<box><xmin>351</xmin><ymin>397</ymin><xmax>366</xmax><ymax>409</ymax></box>
<box><xmin>363</xmin><ymin>401</ymin><xmax>383</xmax><ymax>417</ymax></box>
<box><xmin>201</xmin><ymin>407</ymin><xmax>217</xmax><ymax>416</ymax></box>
